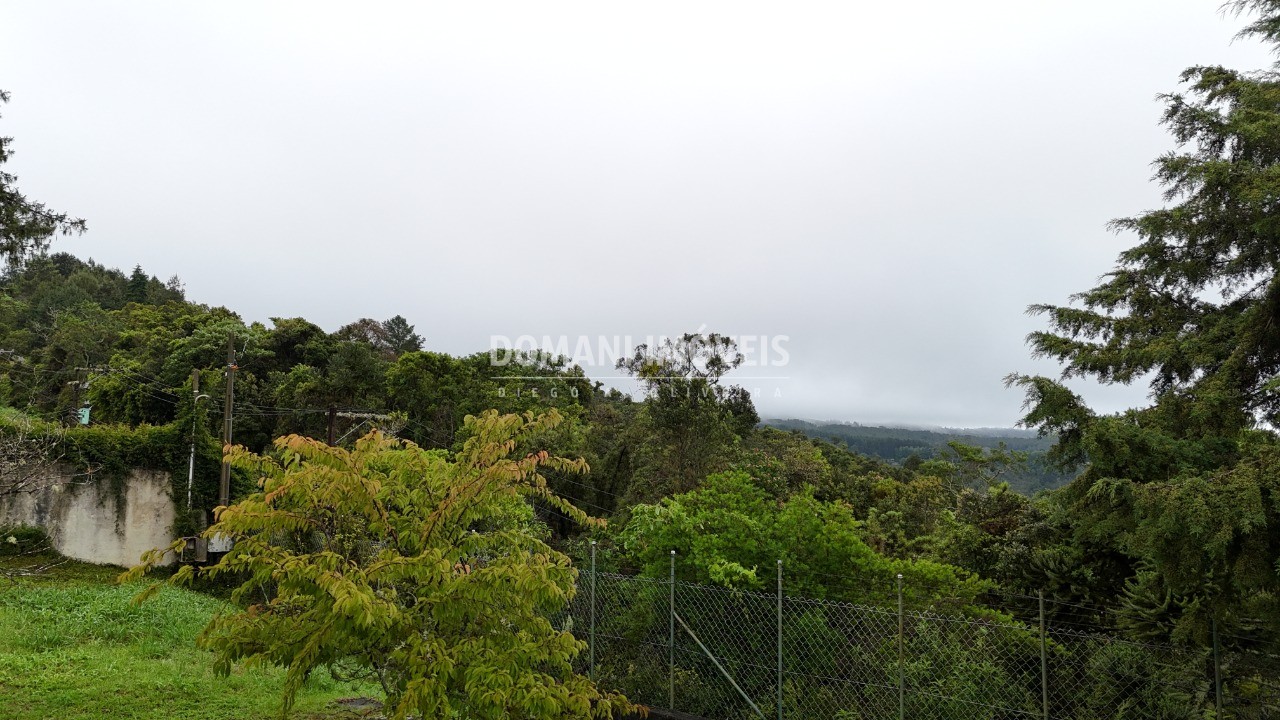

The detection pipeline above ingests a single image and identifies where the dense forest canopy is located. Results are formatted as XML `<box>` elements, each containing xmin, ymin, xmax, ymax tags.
<box><xmin>764</xmin><ymin>418</ymin><xmax>1074</xmax><ymax>495</ymax></box>
<box><xmin>0</xmin><ymin>250</ymin><xmax>1202</xmax><ymax>618</ymax></box>
<box><xmin>0</xmin><ymin>252</ymin><xmax>1053</xmax><ymax>591</ymax></box>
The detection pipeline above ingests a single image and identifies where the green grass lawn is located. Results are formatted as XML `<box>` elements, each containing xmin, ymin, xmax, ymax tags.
<box><xmin>0</xmin><ymin>556</ymin><xmax>378</xmax><ymax>720</ymax></box>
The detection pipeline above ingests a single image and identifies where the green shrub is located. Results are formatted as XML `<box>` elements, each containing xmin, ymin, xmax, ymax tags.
<box><xmin>0</xmin><ymin>524</ymin><xmax>50</xmax><ymax>556</ymax></box>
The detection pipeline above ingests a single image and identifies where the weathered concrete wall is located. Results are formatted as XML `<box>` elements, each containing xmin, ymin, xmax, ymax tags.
<box><xmin>0</xmin><ymin>467</ymin><xmax>175</xmax><ymax>567</ymax></box>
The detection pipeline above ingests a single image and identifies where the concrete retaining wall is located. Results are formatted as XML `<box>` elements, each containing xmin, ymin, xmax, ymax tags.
<box><xmin>0</xmin><ymin>467</ymin><xmax>175</xmax><ymax>567</ymax></box>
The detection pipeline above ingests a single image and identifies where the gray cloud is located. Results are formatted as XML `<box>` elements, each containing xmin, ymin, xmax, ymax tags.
<box><xmin>2</xmin><ymin>0</ymin><xmax>1270</xmax><ymax>427</ymax></box>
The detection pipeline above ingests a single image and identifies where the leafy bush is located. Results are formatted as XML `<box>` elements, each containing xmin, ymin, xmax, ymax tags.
<box><xmin>0</xmin><ymin>524</ymin><xmax>48</xmax><ymax>556</ymax></box>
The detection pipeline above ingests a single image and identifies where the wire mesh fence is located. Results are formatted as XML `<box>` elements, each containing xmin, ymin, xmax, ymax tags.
<box><xmin>554</xmin><ymin>557</ymin><xmax>1280</xmax><ymax>720</ymax></box>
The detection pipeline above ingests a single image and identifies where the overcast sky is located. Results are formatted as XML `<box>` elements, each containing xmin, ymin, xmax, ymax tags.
<box><xmin>2</xmin><ymin>1</ymin><xmax>1274</xmax><ymax>427</ymax></box>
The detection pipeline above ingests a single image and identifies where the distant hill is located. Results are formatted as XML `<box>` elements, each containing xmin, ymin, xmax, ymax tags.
<box><xmin>764</xmin><ymin>419</ymin><xmax>1077</xmax><ymax>495</ymax></box>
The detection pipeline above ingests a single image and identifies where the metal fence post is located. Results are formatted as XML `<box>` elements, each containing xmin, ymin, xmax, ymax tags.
<box><xmin>669</xmin><ymin>549</ymin><xmax>676</xmax><ymax>710</ymax></box>
<box><xmin>589</xmin><ymin>540</ymin><xmax>597</xmax><ymax>681</ymax></box>
<box><xmin>777</xmin><ymin>559</ymin><xmax>783</xmax><ymax>720</ymax></box>
<box><xmin>897</xmin><ymin>573</ymin><xmax>904</xmax><ymax>720</ymax></box>
<box><xmin>1213</xmin><ymin>616</ymin><xmax>1222</xmax><ymax>716</ymax></box>
<box><xmin>1039</xmin><ymin>590</ymin><xmax>1048</xmax><ymax>720</ymax></box>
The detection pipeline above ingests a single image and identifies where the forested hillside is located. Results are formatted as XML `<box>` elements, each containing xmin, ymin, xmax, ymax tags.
<box><xmin>0</xmin><ymin>252</ymin><xmax>1063</xmax><ymax>596</ymax></box>
<box><xmin>765</xmin><ymin>419</ymin><xmax>1075</xmax><ymax>495</ymax></box>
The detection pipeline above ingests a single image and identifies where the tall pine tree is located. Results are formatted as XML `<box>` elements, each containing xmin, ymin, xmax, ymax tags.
<box><xmin>1009</xmin><ymin>0</ymin><xmax>1280</xmax><ymax>646</ymax></box>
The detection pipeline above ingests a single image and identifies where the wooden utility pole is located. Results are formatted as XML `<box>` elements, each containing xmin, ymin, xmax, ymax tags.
<box><xmin>67</xmin><ymin>374</ymin><xmax>82</xmax><ymax>426</ymax></box>
<box><xmin>67</xmin><ymin>366</ymin><xmax>98</xmax><ymax>425</ymax></box>
<box><xmin>219</xmin><ymin>333</ymin><xmax>236</xmax><ymax>509</ymax></box>
<box><xmin>327</xmin><ymin>406</ymin><xmax>337</xmax><ymax>446</ymax></box>
<box><xmin>188</xmin><ymin>369</ymin><xmax>199</xmax><ymax>510</ymax></box>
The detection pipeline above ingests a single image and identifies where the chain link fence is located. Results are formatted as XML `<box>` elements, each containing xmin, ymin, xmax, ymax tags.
<box><xmin>555</xmin><ymin>556</ymin><xmax>1280</xmax><ymax>720</ymax></box>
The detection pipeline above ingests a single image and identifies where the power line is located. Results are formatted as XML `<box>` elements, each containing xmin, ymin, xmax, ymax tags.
<box><xmin>106</xmin><ymin>366</ymin><xmax>180</xmax><ymax>399</ymax></box>
<box><xmin>550</xmin><ymin>474</ymin><xmax>627</xmax><ymax>501</ymax></box>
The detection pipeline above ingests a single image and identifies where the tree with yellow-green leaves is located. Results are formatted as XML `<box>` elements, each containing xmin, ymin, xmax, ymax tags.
<box><xmin>124</xmin><ymin>409</ymin><xmax>631</xmax><ymax>720</ymax></box>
